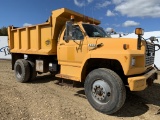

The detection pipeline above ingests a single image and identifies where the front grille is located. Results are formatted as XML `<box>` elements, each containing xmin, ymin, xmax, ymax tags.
<box><xmin>145</xmin><ymin>42</ymin><xmax>155</xmax><ymax>66</ymax></box>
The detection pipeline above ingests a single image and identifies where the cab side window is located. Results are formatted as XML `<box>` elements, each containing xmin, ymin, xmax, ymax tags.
<box><xmin>72</xmin><ymin>26</ymin><xmax>84</xmax><ymax>40</ymax></box>
<box><xmin>63</xmin><ymin>25</ymin><xmax>84</xmax><ymax>40</ymax></box>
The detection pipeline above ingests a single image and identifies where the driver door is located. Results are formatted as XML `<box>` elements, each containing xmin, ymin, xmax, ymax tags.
<box><xmin>57</xmin><ymin>25</ymin><xmax>88</xmax><ymax>67</ymax></box>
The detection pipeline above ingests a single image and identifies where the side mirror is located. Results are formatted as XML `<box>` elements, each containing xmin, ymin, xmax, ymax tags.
<box><xmin>64</xmin><ymin>21</ymin><xmax>73</xmax><ymax>41</ymax></box>
<box><xmin>149</xmin><ymin>36</ymin><xmax>159</xmax><ymax>43</ymax></box>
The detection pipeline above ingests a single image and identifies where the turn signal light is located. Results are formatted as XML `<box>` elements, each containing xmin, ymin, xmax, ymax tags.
<box><xmin>135</xmin><ymin>28</ymin><xmax>144</xmax><ymax>35</ymax></box>
<box><xmin>123</xmin><ymin>44</ymin><xmax>129</xmax><ymax>50</ymax></box>
<box><xmin>71</xmin><ymin>15</ymin><xmax>75</xmax><ymax>21</ymax></box>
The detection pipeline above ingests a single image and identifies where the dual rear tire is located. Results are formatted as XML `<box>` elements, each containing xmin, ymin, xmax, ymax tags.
<box><xmin>14</xmin><ymin>59</ymin><xmax>37</xmax><ymax>83</ymax></box>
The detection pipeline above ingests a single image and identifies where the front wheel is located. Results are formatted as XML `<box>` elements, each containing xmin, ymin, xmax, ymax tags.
<box><xmin>84</xmin><ymin>68</ymin><xmax>126</xmax><ymax>114</ymax></box>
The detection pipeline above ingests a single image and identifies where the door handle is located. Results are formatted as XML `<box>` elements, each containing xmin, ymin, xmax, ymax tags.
<box><xmin>60</xmin><ymin>43</ymin><xmax>65</xmax><ymax>45</ymax></box>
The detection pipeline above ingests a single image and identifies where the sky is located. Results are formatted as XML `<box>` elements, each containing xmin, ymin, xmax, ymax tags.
<box><xmin>0</xmin><ymin>0</ymin><xmax>159</xmax><ymax>33</ymax></box>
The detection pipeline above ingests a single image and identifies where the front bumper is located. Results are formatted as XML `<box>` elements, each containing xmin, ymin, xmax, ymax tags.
<box><xmin>128</xmin><ymin>68</ymin><xmax>157</xmax><ymax>91</ymax></box>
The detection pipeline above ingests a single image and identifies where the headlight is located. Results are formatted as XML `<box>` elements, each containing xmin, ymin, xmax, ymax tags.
<box><xmin>131</xmin><ymin>57</ymin><xmax>136</xmax><ymax>66</ymax></box>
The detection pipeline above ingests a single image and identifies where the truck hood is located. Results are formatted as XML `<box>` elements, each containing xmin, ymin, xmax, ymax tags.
<box><xmin>89</xmin><ymin>37</ymin><xmax>146</xmax><ymax>51</ymax></box>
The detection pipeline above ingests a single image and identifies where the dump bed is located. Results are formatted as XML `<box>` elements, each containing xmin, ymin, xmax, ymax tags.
<box><xmin>8</xmin><ymin>19</ymin><xmax>54</xmax><ymax>55</ymax></box>
<box><xmin>8</xmin><ymin>8</ymin><xmax>100</xmax><ymax>55</ymax></box>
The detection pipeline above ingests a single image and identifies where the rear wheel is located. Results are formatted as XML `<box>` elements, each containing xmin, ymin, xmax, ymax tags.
<box><xmin>14</xmin><ymin>59</ymin><xmax>30</xmax><ymax>83</ymax></box>
<box><xmin>84</xmin><ymin>68</ymin><xmax>126</xmax><ymax>114</ymax></box>
<box><xmin>27</xmin><ymin>60</ymin><xmax>37</xmax><ymax>80</ymax></box>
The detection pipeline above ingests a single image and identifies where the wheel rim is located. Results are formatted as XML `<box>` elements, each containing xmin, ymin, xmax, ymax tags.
<box><xmin>92</xmin><ymin>80</ymin><xmax>111</xmax><ymax>103</ymax></box>
<box><xmin>16</xmin><ymin>64</ymin><xmax>22</xmax><ymax>78</ymax></box>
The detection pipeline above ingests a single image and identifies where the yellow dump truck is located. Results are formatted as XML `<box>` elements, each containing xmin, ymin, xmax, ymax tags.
<box><xmin>8</xmin><ymin>8</ymin><xmax>158</xmax><ymax>114</ymax></box>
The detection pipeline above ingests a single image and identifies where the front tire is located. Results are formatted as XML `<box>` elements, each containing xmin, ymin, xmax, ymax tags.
<box><xmin>14</xmin><ymin>59</ymin><xmax>30</xmax><ymax>83</ymax></box>
<box><xmin>84</xmin><ymin>68</ymin><xmax>126</xmax><ymax>114</ymax></box>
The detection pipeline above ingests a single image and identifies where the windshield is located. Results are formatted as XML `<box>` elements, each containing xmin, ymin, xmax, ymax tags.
<box><xmin>82</xmin><ymin>24</ymin><xmax>109</xmax><ymax>37</ymax></box>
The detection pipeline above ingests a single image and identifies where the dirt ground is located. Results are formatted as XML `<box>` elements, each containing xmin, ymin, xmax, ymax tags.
<box><xmin>0</xmin><ymin>60</ymin><xmax>160</xmax><ymax>120</ymax></box>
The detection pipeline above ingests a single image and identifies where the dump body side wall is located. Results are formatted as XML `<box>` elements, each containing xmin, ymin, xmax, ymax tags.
<box><xmin>8</xmin><ymin>18</ymin><xmax>57</xmax><ymax>55</ymax></box>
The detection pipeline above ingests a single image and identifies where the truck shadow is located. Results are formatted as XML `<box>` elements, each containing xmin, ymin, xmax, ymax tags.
<box><xmin>112</xmin><ymin>83</ymin><xmax>160</xmax><ymax>117</ymax></box>
<box><xmin>28</xmin><ymin>75</ymin><xmax>160</xmax><ymax>117</ymax></box>
<box><xmin>28</xmin><ymin>74</ymin><xmax>56</xmax><ymax>84</ymax></box>
<box><xmin>75</xmin><ymin>83</ymin><xmax>160</xmax><ymax>117</ymax></box>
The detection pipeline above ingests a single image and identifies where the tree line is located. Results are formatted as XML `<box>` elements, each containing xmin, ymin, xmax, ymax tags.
<box><xmin>0</xmin><ymin>27</ymin><xmax>8</xmax><ymax>36</ymax></box>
